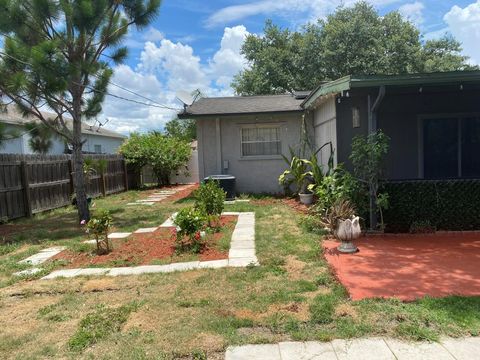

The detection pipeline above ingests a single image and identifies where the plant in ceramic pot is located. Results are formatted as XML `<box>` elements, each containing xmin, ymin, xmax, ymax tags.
<box><xmin>279</xmin><ymin>154</ymin><xmax>313</xmax><ymax>204</ymax></box>
<box><xmin>321</xmin><ymin>199</ymin><xmax>361</xmax><ymax>253</ymax></box>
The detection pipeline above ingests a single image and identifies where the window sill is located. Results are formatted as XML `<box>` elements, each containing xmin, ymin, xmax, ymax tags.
<box><xmin>238</xmin><ymin>155</ymin><xmax>283</xmax><ymax>161</ymax></box>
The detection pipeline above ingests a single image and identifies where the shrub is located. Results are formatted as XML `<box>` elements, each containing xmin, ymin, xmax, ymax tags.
<box><xmin>383</xmin><ymin>179</ymin><xmax>480</xmax><ymax>232</ymax></box>
<box><xmin>409</xmin><ymin>220</ymin><xmax>436</xmax><ymax>234</ymax></box>
<box><xmin>194</xmin><ymin>180</ymin><xmax>225</xmax><ymax>230</ymax></box>
<box><xmin>173</xmin><ymin>207</ymin><xmax>206</xmax><ymax>253</ymax></box>
<box><xmin>85</xmin><ymin>210</ymin><xmax>112</xmax><ymax>255</ymax></box>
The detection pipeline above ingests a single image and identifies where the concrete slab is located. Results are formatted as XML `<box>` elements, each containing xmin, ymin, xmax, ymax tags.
<box><xmin>108</xmin><ymin>232</ymin><xmax>131</xmax><ymax>239</ymax></box>
<box><xmin>198</xmin><ymin>259</ymin><xmax>229</xmax><ymax>269</ymax></box>
<box><xmin>166</xmin><ymin>261</ymin><xmax>200</xmax><ymax>272</ymax></box>
<box><xmin>127</xmin><ymin>202</ymin><xmax>154</xmax><ymax>206</ymax></box>
<box><xmin>385</xmin><ymin>339</ymin><xmax>454</xmax><ymax>360</ymax></box>
<box><xmin>229</xmin><ymin>248</ymin><xmax>256</xmax><ymax>259</ymax></box>
<box><xmin>75</xmin><ymin>268</ymin><xmax>111</xmax><ymax>277</ymax></box>
<box><xmin>108</xmin><ymin>265</ymin><xmax>170</xmax><ymax>276</ymax></box>
<box><xmin>332</xmin><ymin>338</ymin><xmax>396</xmax><ymax>360</ymax></box>
<box><xmin>225</xmin><ymin>344</ymin><xmax>281</xmax><ymax>360</ymax></box>
<box><xmin>13</xmin><ymin>268</ymin><xmax>43</xmax><ymax>277</ymax></box>
<box><xmin>228</xmin><ymin>257</ymin><xmax>258</xmax><ymax>267</ymax></box>
<box><xmin>19</xmin><ymin>247</ymin><xmax>66</xmax><ymax>265</ymax></box>
<box><xmin>229</xmin><ymin>240</ymin><xmax>255</xmax><ymax>249</ymax></box>
<box><xmin>440</xmin><ymin>337</ymin><xmax>480</xmax><ymax>360</ymax></box>
<box><xmin>83</xmin><ymin>239</ymin><xmax>97</xmax><ymax>244</ymax></box>
<box><xmin>303</xmin><ymin>341</ymin><xmax>338</xmax><ymax>360</ymax></box>
<box><xmin>160</xmin><ymin>213</ymin><xmax>177</xmax><ymax>227</ymax></box>
<box><xmin>42</xmin><ymin>269</ymin><xmax>81</xmax><ymax>279</ymax></box>
<box><xmin>134</xmin><ymin>227</ymin><xmax>158</xmax><ymax>233</ymax></box>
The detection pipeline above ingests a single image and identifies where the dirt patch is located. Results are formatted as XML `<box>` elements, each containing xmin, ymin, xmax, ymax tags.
<box><xmin>282</xmin><ymin>197</ymin><xmax>311</xmax><ymax>214</ymax></box>
<box><xmin>335</xmin><ymin>303</ymin><xmax>358</xmax><ymax>320</ymax></box>
<box><xmin>51</xmin><ymin>215</ymin><xmax>237</xmax><ymax>268</ymax></box>
<box><xmin>284</xmin><ymin>255</ymin><xmax>307</xmax><ymax>280</ymax></box>
<box><xmin>251</xmin><ymin>199</ymin><xmax>280</xmax><ymax>206</ymax></box>
<box><xmin>234</xmin><ymin>302</ymin><xmax>310</xmax><ymax>322</ymax></box>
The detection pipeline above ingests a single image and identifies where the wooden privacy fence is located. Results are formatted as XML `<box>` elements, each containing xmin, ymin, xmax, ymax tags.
<box><xmin>0</xmin><ymin>154</ymin><xmax>128</xmax><ymax>220</ymax></box>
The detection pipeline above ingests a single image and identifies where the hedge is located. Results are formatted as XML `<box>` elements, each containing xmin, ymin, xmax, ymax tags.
<box><xmin>382</xmin><ymin>179</ymin><xmax>480</xmax><ymax>233</ymax></box>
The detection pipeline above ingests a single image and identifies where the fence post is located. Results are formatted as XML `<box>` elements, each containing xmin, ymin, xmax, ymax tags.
<box><xmin>20</xmin><ymin>161</ymin><xmax>32</xmax><ymax>217</ymax></box>
<box><xmin>123</xmin><ymin>159</ymin><xmax>129</xmax><ymax>191</ymax></box>
<box><xmin>101</xmin><ymin>172</ymin><xmax>106</xmax><ymax>197</ymax></box>
<box><xmin>68</xmin><ymin>159</ymin><xmax>74</xmax><ymax>196</ymax></box>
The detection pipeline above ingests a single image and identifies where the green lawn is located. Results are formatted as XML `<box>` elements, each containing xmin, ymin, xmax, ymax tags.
<box><xmin>0</xmin><ymin>189</ymin><xmax>479</xmax><ymax>359</ymax></box>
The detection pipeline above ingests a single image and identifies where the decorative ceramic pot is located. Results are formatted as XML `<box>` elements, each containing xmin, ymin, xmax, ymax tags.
<box><xmin>299</xmin><ymin>193</ymin><xmax>314</xmax><ymax>205</ymax></box>
<box><xmin>336</xmin><ymin>216</ymin><xmax>361</xmax><ymax>253</ymax></box>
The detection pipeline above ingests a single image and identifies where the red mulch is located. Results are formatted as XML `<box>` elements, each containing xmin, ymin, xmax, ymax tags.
<box><xmin>281</xmin><ymin>197</ymin><xmax>311</xmax><ymax>214</ymax></box>
<box><xmin>52</xmin><ymin>215</ymin><xmax>237</xmax><ymax>268</ymax></box>
<box><xmin>323</xmin><ymin>233</ymin><xmax>480</xmax><ymax>301</ymax></box>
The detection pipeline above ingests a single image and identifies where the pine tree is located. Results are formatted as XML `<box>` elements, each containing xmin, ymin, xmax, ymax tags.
<box><xmin>0</xmin><ymin>0</ymin><xmax>161</xmax><ymax>221</ymax></box>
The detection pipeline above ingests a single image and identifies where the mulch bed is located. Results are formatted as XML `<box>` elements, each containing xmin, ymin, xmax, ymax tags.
<box><xmin>281</xmin><ymin>197</ymin><xmax>312</xmax><ymax>214</ymax></box>
<box><xmin>323</xmin><ymin>232</ymin><xmax>480</xmax><ymax>301</ymax></box>
<box><xmin>51</xmin><ymin>215</ymin><xmax>237</xmax><ymax>268</ymax></box>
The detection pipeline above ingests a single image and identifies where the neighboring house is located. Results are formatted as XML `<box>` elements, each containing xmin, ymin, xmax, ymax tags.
<box><xmin>0</xmin><ymin>106</ymin><xmax>126</xmax><ymax>155</ymax></box>
<box><xmin>179</xmin><ymin>70</ymin><xmax>480</xmax><ymax>194</ymax></box>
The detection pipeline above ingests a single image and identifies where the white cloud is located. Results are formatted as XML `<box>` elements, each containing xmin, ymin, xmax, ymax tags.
<box><xmin>444</xmin><ymin>1</ymin><xmax>480</xmax><ymax>65</ymax></box>
<box><xmin>398</xmin><ymin>2</ymin><xmax>425</xmax><ymax>26</ymax></box>
<box><xmin>101</xmin><ymin>26</ymin><xmax>250</xmax><ymax>135</ymax></box>
<box><xmin>205</xmin><ymin>0</ymin><xmax>402</xmax><ymax>28</ymax></box>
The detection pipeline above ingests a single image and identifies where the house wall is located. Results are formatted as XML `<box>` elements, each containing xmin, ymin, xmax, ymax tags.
<box><xmin>197</xmin><ymin>112</ymin><xmax>306</xmax><ymax>194</ymax></box>
<box><xmin>334</xmin><ymin>87</ymin><xmax>480</xmax><ymax>180</ymax></box>
<box><xmin>0</xmin><ymin>124</ymin><xmax>124</xmax><ymax>155</ymax></box>
<box><xmin>312</xmin><ymin>96</ymin><xmax>338</xmax><ymax>169</ymax></box>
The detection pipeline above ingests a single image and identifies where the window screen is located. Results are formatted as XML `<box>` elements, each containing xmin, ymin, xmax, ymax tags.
<box><xmin>241</xmin><ymin>127</ymin><xmax>281</xmax><ymax>156</ymax></box>
<box><xmin>94</xmin><ymin>144</ymin><xmax>102</xmax><ymax>153</ymax></box>
<box><xmin>423</xmin><ymin>118</ymin><xmax>458</xmax><ymax>179</ymax></box>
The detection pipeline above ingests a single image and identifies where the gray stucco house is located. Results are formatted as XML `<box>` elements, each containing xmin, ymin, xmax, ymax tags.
<box><xmin>179</xmin><ymin>71</ymin><xmax>480</xmax><ymax>194</ymax></box>
<box><xmin>0</xmin><ymin>106</ymin><xmax>126</xmax><ymax>155</ymax></box>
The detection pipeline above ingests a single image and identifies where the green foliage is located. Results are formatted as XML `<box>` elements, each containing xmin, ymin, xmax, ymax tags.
<box><xmin>165</xmin><ymin>118</ymin><xmax>196</xmax><ymax>142</ymax></box>
<box><xmin>173</xmin><ymin>207</ymin><xmax>206</xmax><ymax>253</ymax></box>
<box><xmin>0</xmin><ymin>0</ymin><xmax>162</xmax><ymax>222</ymax></box>
<box><xmin>409</xmin><ymin>220</ymin><xmax>436</xmax><ymax>234</ymax></box>
<box><xmin>119</xmin><ymin>132</ymin><xmax>191</xmax><ymax>185</ymax></box>
<box><xmin>68</xmin><ymin>302</ymin><xmax>141</xmax><ymax>351</ymax></box>
<box><xmin>24</xmin><ymin>121</ymin><xmax>55</xmax><ymax>154</ymax></box>
<box><xmin>233</xmin><ymin>2</ymin><xmax>475</xmax><ymax>95</ymax></box>
<box><xmin>85</xmin><ymin>210</ymin><xmax>112</xmax><ymax>255</ymax></box>
<box><xmin>350</xmin><ymin>130</ymin><xmax>390</xmax><ymax>229</ymax></box>
<box><xmin>383</xmin><ymin>179</ymin><xmax>480</xmax><ymax>232</ymax></box>
<box><xmin>194</xmin><ymin>180</ymin><xmax>226</xmax><ymax>231</ymax></box>
<box><xmin>279</xmin><ymin>151</ymin><xmax>311</xmax><ymax>195</ymax></box>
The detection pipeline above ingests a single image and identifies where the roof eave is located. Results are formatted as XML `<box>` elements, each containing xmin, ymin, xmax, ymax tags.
<box><xmin>302</xmin><ymin>76</ymin><xmax>351</xmax><ymax>109</ymax></box>
<box><xmin>178</xmin><ymin>109</ymin><xmax>303</xmax><ymax>118</ymax></box>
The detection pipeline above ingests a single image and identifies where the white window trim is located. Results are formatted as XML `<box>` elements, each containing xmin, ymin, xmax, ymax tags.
<box><xmin>239</xmin><ymin>124</ymin><xmax>282</xmax><ymax>159</ymax></box>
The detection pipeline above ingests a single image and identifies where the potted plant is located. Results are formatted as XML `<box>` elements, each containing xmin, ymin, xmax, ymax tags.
<box><xmin>321</xmin><ymin>199</ymin><xmax>361</xmax><ymax>253</ymax></box>
<box><xmin>279</xmin><ymin>154</ymin><xmax>313</xmax><ymax>205</ymax></box>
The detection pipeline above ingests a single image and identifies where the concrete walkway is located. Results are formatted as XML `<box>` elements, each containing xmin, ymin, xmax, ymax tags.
<box><xmin>225</xmin><ymin>337</ymin><xmax>480</xmax><ymax>359</ymax></box>
<box><xmin>40</xmin><ymin>212</ymin><xmax>257</xmax><ymax>280</ymax></box>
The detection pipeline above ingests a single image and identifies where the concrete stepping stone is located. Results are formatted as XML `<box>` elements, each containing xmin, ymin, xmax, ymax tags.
<box><xmin>83</xmin><ymin>239</ymin><xmax>97</xmax><ymax>244</ymax></box>
<box><xmin>228</xmin><ymin>257</ymin><xmax>259</xmax><ymax>267</ymax></box>
<box><xmin>18</xmin><ymin>247</ymin><xmax>66</xmax><ymax>265</ymax></box>
<box><xmin>226</xmin><ymin>344</ymin><xmax>281</xmax><ymax>360</ymax></box>
<box><xmin>160</xmin><ymin>213</ymin><xmax>177</xmax><ymax>227</ymax></box>
<box><xmin>385</xmin><ymin>339</ymin><xmax>454</xmax><ymax>360</ymax></box>
<box><xmin>127</xmin><ymin>202</ymin><xmax>154</xmax><ymax>206</ymax></box>
<box><xmin>229</xmin><ymin>248</ymin><xmax>256</xmax><ymax>259</ymax></box>
<box><xmin>42</xmin><ymin>268</ymin><xmax>82</xmax><ymax>279</ymax></box>
<box><xmin>108</xmin><ymin>232</ymin><xmax>131</xmax><ymax>239</ymax></box>
<box><xmin>13</xmin><ymin>268</ymin><xmax>43</xmax><ymax>277</ymax></box>
<box><xmin>134</xmin><ymin>227</ymin><xmax>158</xmax><ymax>233</ymax></box>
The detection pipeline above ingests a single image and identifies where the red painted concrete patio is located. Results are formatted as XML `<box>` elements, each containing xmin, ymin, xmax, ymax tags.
<box><xmin>323</xmin><ymin>233</ymin><xmax>480</xmax><ymax>301</ymax></box>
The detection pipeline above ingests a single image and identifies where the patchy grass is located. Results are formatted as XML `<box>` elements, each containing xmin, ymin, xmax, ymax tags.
<box><xmin>0</xmin><ymin>193</ymin><xmax>479</xmax><ymax>358</ymax></box>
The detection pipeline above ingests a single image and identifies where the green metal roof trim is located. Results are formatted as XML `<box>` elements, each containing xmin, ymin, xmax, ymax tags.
<box><xmin>302</xmin><ymin>70</ymin><xmax>480</xmax><ymax>109</ymax></box>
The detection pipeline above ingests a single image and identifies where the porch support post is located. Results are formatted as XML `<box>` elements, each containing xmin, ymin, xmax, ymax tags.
<box><xmin>215</xmin><ymin>117</ymin><xmax>222</xmax><ymax>174</ymax></box>
<box><xmin>367</xmin><ymin>86</ymin><xmax>386</xmax><ymax>230</ymax></box>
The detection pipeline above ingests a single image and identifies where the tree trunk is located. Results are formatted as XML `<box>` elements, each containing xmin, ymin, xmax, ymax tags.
<box><xmin>73</xmin><ymin>140</ymin><xmax>90</xmax><ymax>222</ymax></box>
<box><xmin>72</xmin><ymin>89</ymin><xmax>90</xmax><ymax>222</ymax></box>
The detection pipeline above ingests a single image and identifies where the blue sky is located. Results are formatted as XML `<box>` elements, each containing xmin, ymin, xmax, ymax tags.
<box><xmin>100</xmin><ymin>0</ymin><xmax>480</xmax><ymax>134</ymax></box>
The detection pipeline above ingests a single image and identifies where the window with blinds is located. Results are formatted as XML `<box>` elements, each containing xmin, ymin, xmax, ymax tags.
<box><xmin>241</xmin><ymin>127</ymin><xmax>281</xmax><ymax>157</ymax></box>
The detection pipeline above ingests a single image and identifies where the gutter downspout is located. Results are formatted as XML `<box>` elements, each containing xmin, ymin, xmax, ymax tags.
<box><xmin>367</xmin><ymin>85</ymin><xmax>386</xmax><ymax>230</ymax></box>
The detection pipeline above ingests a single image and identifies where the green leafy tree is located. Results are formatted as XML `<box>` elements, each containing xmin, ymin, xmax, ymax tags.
<box><xmin>0</xmin><ymin>0</ymin><xmax>161</xmax><ymax>221</ymax></box>
<box><xmin>119</xmin><ymin>132</ymin><xmax>191</xmax><ymax>186</ymax></box>
<box><xmin>165</xmin><ymin>118</ymin><xmax>196</xmax><ymax>142</ymax></box>
<box><xmin>24</xmin><ymin>121</ymin><xmax>55</xmax><ymax>154</ymax></box>
<box><xmin>233</xmin><ymin>2</ymin><xmax>474</xmax><ymax>95</ymax></box>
